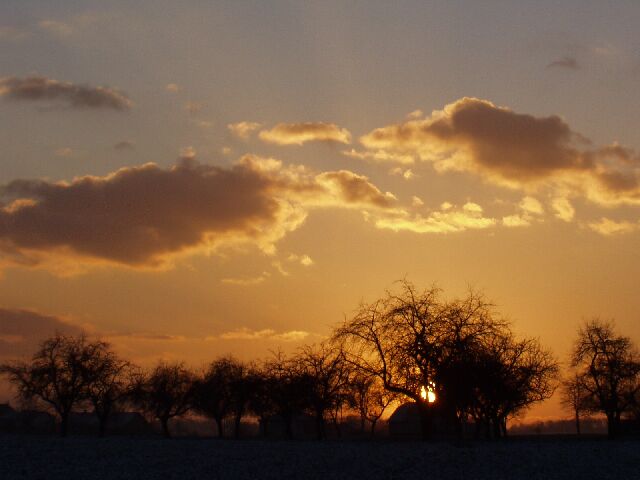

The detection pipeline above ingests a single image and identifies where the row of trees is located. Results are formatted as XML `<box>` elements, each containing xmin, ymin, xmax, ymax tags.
<box><xmin>0</xmin><ymin>338</ymin><xmax>394</xmax><ymax>439</ymax></box>
<box><xmin>2</xmin><ymin>282</ymin><xmax>639</xmax><ymax>439</ymax></box>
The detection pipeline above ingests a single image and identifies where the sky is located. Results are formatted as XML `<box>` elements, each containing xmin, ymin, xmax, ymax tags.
<box><xmin>1</xmin><ymin>0</ymin><xmax>640</xmax><ymax>420</ymax></box>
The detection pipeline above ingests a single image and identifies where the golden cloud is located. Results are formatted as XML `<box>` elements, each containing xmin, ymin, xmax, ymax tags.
<box><xmin>228</xmin><ymin>121</ymin><xmax>262</xmax><ymax>139</ymax></box>
<box><xmin>259</xmin><ymin>122</ymin><xmax>351</xmax><ymax>145</ymax></box>
<box><xmin>359</xmin><ymin>97</ymin><xmax>640</xmax><ymax>208</ymax></box>
<box><xmin>373</xmin><ymin>202</ymin><xmax>496</xmax><ymax>234</ymax></box>
<box><xmin>0</xmin><ymin>155</ymin><xmax>398</xmax><ymax>272</ymax></box>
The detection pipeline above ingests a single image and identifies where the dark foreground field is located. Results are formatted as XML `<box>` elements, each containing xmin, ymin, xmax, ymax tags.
<box><xmin>1</xmin><ymin>435</ymin><xmax>638</xmax><ymax>480</ymax></box>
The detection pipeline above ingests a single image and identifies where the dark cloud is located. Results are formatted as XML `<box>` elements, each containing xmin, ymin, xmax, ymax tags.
<box><xmin>547</xmin><ymin>56</ymin><xmax>580</xmax><ymax>70</ymax></box>
<box><xmin>360</xmin><ymin>97</ymin><xmax>640</xmax><ymax>205</ymax></box>
<box><xmin>0</xmin><ymin>76</ymin><xmax>133</xmax><ymax>111</ymax></box>
<box><xmin>114</xmin><ymin>140</ymin><xmax>135</xmax><ymax>152</ymax></box>
<box><xmin>0</xmin><ymin>308</ymin><xmax>82</xmax><ymax>359</ymax></box>
<box><xmin>0</xmin><ymin>156</ymin><xmax>397</xmax><ymax>270</ymax></box>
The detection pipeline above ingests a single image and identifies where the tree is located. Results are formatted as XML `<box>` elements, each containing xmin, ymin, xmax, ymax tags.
<box><xmin>348</xmin><ymin>373</ymin><xmax>398</xmax><ymax>437</ymax></box>
<box><xmin>192</xmin><ymin>356</ymin><xmax>242</xmax><ymax>438</ymax></box>
<box><xmin>334</xmin><ymin>281</ymin><xmax>558</xmax><ymax>439</ymax></box>
<box><xmin>296</xmin><ymin>343</ymin><xmax>352</xmax><ymax>439</ymax></box>
<box><xmin>81</xmin><ymin>348</ymin><xmax>133</xmax><ymax>437</ymax></box>
<box><xmin>246</xmin><ymin>365</ymin><xmax>278</xmax><ymax>437</ymax></box>
<box><xmin>132</xmin><ymin>362</ymin><xmax>194</xmax><ymax>438</ymax></box>
<box><xmin>560</xmin><ymin>372</ymin><xmax>591</xmax><ymax>435</ymax></box>
<box><xmin>571</xmin><ymin>319</ymin><xmax>640</xmax><ymax>438</ymax></box>
<box><xmin>261</xmin><ymin>351</ymin><xmax>312</xmax><ymax>439</ymax></box>
<box><xmin>1</xmin><ymin>333</ymin><xmax>106</xmax><ymax>437</ymax></box>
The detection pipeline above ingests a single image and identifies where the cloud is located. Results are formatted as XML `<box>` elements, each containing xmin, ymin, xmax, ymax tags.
<box><xmin>228</xmin><ymin>121</ymin><xmax>262</xmax><ymax>140</ymax></box>
<box><xmin>37</xmin><ymin>14</ymin><xmax>99</xmax><ymax>38</ymax></box>
<box><xmin>547</xmin><ymin>56</ymin><xmax>580</xmax><ymax>70</ymax></box>
<box><xmin>373</xmin><ymin>201</ymin><xmax>497</xmax><ymax>234</ymax></box>
<box><xmin>587</xmin><ymin>218</ymin><xmax>640</xmax><ymax>236</ymax></box>
<box><xmin>114</xmin><ymin>140</ymin><xmax>135</xmax><ymax>152</ymax></box>
<box><xmin>389</xmin><ymin>167</ymin><xmax>415</xmax><ymax>180</ymax></box>
<box><xmin>287</xmin><ymin>253</ymin><xmax>314</xmax><ymax>267</ymax></box>
<box><xmin>0</xmin><ymin>76</ymin><xmax>133</xmax><ymax>111</ymax></box>
<box><xmin>551</xmin><ymin>196</ymin><xmax>575</xmax><ymax>222</ymax></box>
<box><xmin>217</xmin><ymin>327</ymin><xmax>310</xmax><ymax>342</ymax></box>
<box><xmin>342</xmin><ymin>148</ymin><xmax>415</xmax><ymax>165</ymax></box>
<box><xmin>54</xmin><ymin>147</ymin><xmax>74</xmax><ymax>158</ymax></box>
<box><xmin>0</xmin><ymin>155</ymin><xmax>398</xmax><ymax>272</ymax></box>
<box><xmin>259</xmin><ymin>122</ymin><xmax>351</xmax><ymax>145</ymax></box>
<box><xmin>184</xmin><ymin>102</ymin><xmax>202</xmax><ymax>114</ymax></box>
<box><xmin>0</xmin><ymin>26</ymin><xmax>30</xmax><ymax>42</ymax></box>
<box><xmin>359</xmin><ymin>97</ymin><xmax>640</xmax><ymax>208</ymax></box>
<box><xmin>165</xmin><ymin>83</ymin><xmax>180</xmax><ymax>93</ymax></box>
<box><xmin>501</xmin><ymin>196</ymin><xmax>545</xmax><ymax>228</ymax></box>
<box><xmin>0</xmin><ymin>308</ymin><xmax>83</xmax><ymax>359</ymax></box>
<box><xmin>221</xmin><ymin>272</ymin><xmax>271</xmax><ymax>286</ymax></box>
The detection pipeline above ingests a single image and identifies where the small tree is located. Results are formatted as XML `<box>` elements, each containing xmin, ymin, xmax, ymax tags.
<box><xmin>132</xmin><ymin>362</ymin><xmax>194</xmax><ymax>438</ymax></box>
<box><xmin>192</xmin><ymin>356</ymin><xmax>241</xmax><ymax>438</ymax></box>
<box><xmin>560</xmin><ymin>372</ymin><xmax>591</xmax><ymax>435</ymax></box>
<box><xmin>571</xmin><ymin>319</ymin><xmax>640</xmax><ymax>438</ymax></box>
<box><xmin>82</xmin><ymin>348</ymin><xmax>133</xmax><ymax>437</ymax></box>
<box><xmin>349</xmin><ymin>373</ymin><xmax>398</xmax><ymax>437</ymax></box>
<box><xmin>1</xmin><ymin>333</ymin><xmax>106</xmax><ymax>437</ymax></box>
<box><xmin>297</xmin><ymin>343</ymin><xmax>352</xmax><ymax>440</ymax></box>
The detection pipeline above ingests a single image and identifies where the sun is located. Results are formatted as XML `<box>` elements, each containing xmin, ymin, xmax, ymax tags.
<box><xmin>420</xmin><ymin>382</ymin><xmax>436</xmax><ymax>403</ymax></box>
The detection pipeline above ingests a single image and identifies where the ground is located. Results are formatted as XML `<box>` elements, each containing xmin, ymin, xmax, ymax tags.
<box><xmin>1</xmin><ymin>435</ymin><xmax>638</xmax><ymax>479</ymax></box>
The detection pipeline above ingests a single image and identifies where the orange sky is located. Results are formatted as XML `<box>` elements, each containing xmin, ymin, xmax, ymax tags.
<box><xmin>2</xmin><ymin>1</ymin><xmax>640</xmax><ymax>421</ymax></box>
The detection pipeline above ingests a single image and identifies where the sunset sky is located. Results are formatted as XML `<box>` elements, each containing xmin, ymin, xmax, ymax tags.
<box><xmin>2</xmin><ymin>1</ymin><xmax>640</xmax><ymax>420</ymax></box>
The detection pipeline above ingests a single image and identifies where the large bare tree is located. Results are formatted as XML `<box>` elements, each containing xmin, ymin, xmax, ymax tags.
<box><xmin>1</xmin><ymin>333</ymin><xmax>108</xmax><ymax>436</ymax></box>
<box><xmin>571</xmin><ymin>319</ymin><xmax>640</xmax><ymax>438</ymax></box>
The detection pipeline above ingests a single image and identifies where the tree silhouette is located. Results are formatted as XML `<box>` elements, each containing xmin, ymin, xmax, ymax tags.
<box><xmin>1</xmin><ymin>333</ymin><xmax>107</xmax><ymax>436</ymax></box>
<box><xmin>348</xmin><ymin>373</ymin><xmax>398</xmax><ymax>437</ymax></box>
<box><xmin>560</xmin><ymin>372</ymin><xmax>592</xmax><ymax>435</ymax></box>
<box><xmin>192</xmin><ymin>356</ymin><xmax>242</xmax><ymax>438</ymax></box>
<box><xmin>334</xmin><ymin>281</ymin><xmax>558</xmax><ymax>439</ymax></box>
<box><xmin>132</xmin><ymin>362</ymin><xmax>194</xmax><ymax>438</ymax></box>
<box><xmin>296</xmin><ymin>343</ymin><xmax>352</xmax><ymax>439</ymax></box>
<box><xmin>81</xmin><ymin>346</ymin><xmax>133</xmax><ymax>436</ymax></box>
<box><xmin>571</xmin><ymin>319</ymin><xmax>640</xmax><ymax>438</ymax></box>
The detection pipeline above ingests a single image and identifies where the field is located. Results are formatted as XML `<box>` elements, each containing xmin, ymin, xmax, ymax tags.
<box><xmin>1</xmin><ymin>435</ymin><xmax>638</xmax><ymax>479</ymax></box>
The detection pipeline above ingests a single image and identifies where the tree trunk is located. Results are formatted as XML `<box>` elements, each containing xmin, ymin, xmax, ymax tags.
<box><xmin>59</xmin><ymin>412</ymin><xmax>69</xmax><ymax>437</ymax></box>
<box><xmin>606</xmin><ymin>412</ymin><xmax>617</xmax><ymax>439</ymax></box>
<box><xmin>284</xmin><ymin>413</ymin><xmax>293</xmax><ymax>440</ymax></box>
<box><xmin>370</xmin><ymin>419</ymin><xmax>378</xmax><ymax>439</ymax></box>
<box><xmin>315</xmin><ymin>410</ymin><xmax>325</xmax><ymax>440</ymax></box>
<box><xmin>215</xmin><ymin>416</ymin><xmax>224</xmax><ymax>438</ymax></box>
<box><xmin>98</xmin><ymin>415</ymin><xmax>107</xmax><ymax>437</ymax></box>
<box><xmin>161</xmin><ymin>417</ymin><xmax>171</xmax><ymax>438</ymax></box>
<box><xmin>234</xmin><ymin>413</ymin><xmax>242</xmax><ymax>439</ymax></box>
<box><xmin>417</xmin><ymin>402</ymin><xmax>432</xmax><ymax>441</ymax></box>
<box><xmin>575</xmin><ymin>410</ymin><xmax>581</xmax><ymax>436</ymax></box>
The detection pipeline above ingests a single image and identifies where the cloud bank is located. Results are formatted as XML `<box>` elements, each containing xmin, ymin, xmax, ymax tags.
<box><xmin>359</xmin><ymin>97</ymin><xmax>640</xmax><ymax>207</ymax></box>
<box><xmin>0</xmin><ymin>155</ymin><xmax>398</xmax><ymax>271</ymax></box>
<box><xmin>259</xmin><ymin>122</ymin><xmax>351</xmax><ymax>145</ymax></box>
<box><xmin>0</xmin><ymin>76</ymin><xmax>133</xmax><ymax>111</ymax></box>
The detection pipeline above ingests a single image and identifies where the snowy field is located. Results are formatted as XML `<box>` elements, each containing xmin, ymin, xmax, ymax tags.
<box><xmin>1</xmin><ymin>435</ymin><xmax>638</xmax><ymax>480</ymax></box>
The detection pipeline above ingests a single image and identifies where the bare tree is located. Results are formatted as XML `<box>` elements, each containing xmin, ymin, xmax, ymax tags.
<box><xmin>349</xmin><ymin>373</ymin><xmax>398</xmax><ymax>437</ymax></box>
<box><xmin>132</xmin><ymin>362</ymin><xmax>194</xmax><ymax>438</ymax></box>
<box><xmin>1</xmin><ymin>333</ymin><xmax>106</xmax><ymax>436</ymax></box>
<box><xmin>560</xmin><ymin>372</ymin><xmax>591</xmax><ymax>435</ymax></box>
<box><xmin>192</xmin><ymin>356</ymin><xmax>241</xmax><ymax>438</ymax></box>
<box><xmin>262</xmin><ymin>351</ymin><xmax>312</xmax><ymax>439</ymax></box>
<box><xmin>571</xmin><ymin>319</ymin><xmax>640</xmax><ymax>438</ymax></box>
<box><xmin>81</xmin><ymin>347</ymin><xmax>133</xmax><ymax>437</ymax></box>
<box><xmin>334</xmin><ymin>281</ymin><xmax>558</xmax><ymax>440</ymax></box>
<box><xmin>296</xmin><ymin>343</ymin><xmax>352</xmax><ymax>439</ymax></box>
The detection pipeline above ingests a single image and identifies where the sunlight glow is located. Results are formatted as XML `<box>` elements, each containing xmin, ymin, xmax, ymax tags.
<box><xmin>420</xmin><ymin>381</ymin><xmax>436</xmax><ymax>403</ymax></box>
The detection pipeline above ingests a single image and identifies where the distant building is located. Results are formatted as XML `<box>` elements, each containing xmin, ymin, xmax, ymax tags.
<box><xmin>0</xmin><ymin>403</ymin><xmax>56</xmax><ymax>434</ymax></box>
<box><xmin>68</xmin><ymin>411</ymin><xmax>153</xmax><ymax>435</ymax></box>
<box><xmin>388</xmin><ymin>402</ymin><xmax>473</xmax><ymax>440</ymax></box>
